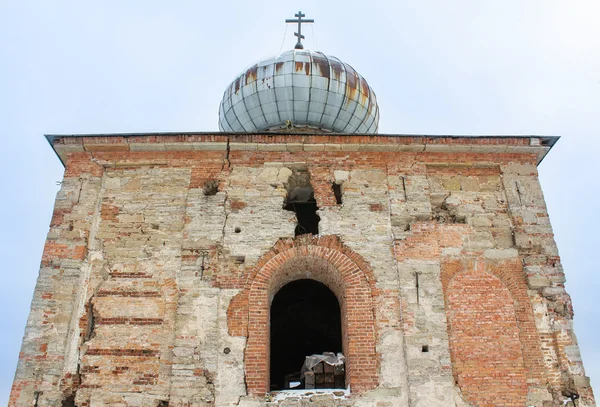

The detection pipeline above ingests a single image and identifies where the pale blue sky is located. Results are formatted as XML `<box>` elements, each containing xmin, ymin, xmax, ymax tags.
<box><xmin>1</xmin><ymin>1</ymin><xmax>598</xmax><ymax>404</ymax></box>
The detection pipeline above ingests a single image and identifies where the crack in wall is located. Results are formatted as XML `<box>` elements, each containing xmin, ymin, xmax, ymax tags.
<box><xmin>220</xmin><ymin>190</ymin><xmax>230</xmax><ymax>248</ymax></box>
<box><xmin>222</xmin><ymin>136</ymin><xmax>231</xmax><ymax>171</ymax></box>
<box><xmin>75</xmin><ymin>178</ymin><xmax>84</xmax><ymax>205</ymax></box>
<box><xmin>386</xmin><ymin>164</ymin><xmax>411</xmax><ymax>405</ymax></box>
<box><xmin>515</xmin><ymin>180</ymin><xmax>523</xmax><ymax>206</ymax></box>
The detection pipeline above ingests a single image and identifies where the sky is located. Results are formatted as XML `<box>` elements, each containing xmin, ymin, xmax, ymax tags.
<box><xmin>1</xmin><ymin>1</ymin><xmax>598</xmax><ymax>404</ymax></box>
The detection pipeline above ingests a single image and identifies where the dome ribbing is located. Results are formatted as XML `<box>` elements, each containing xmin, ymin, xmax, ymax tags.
<box><xmin>218</xmin><ymin>49</ymin><xmax>379</xmax><ymax>133</ymax></box>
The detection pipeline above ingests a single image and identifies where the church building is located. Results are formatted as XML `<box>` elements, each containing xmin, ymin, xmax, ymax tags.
<box><xmin>9</xmin><ymin>12</ymin><xmax>595</xmax><ymax>407</ymax></box>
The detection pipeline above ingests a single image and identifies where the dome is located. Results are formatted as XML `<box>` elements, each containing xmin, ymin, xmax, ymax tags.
<box><xmin>218</xmin><ymin>49</ymin><xmax>379</xmax><ymax>133</ymax></box>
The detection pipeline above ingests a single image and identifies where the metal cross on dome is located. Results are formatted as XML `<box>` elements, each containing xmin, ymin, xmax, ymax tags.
<box><xmin>285</xmin><ymin>11</ymin><xmax>314</xmax><ymax>50</ymax></box>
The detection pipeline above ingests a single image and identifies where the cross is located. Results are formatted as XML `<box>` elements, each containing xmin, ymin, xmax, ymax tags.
<box><xmin>285</xmin><ymin>11</ymin><xmax>314</xmax><ymax>50</ymax></box>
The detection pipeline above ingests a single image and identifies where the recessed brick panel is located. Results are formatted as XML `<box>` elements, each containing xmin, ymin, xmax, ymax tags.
<box><xmin>445</xmin><ymin>266</ymin><xmax>527</xmax><ymax>406</ymax></box>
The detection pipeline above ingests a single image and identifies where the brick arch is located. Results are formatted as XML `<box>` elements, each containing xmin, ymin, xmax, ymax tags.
<box><xmin>228</xmin><ymin>235</ymin><xmax>378</xmax><ymax>396</ymax></box>
<box><xmin>441</xmin><ymin>258</ymin><xmax>546</xmax><ymax>405</ymax></box>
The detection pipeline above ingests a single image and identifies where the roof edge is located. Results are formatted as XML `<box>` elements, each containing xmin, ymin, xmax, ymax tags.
<box><xmin>45</xmin><ymin>132</ymin><xmax>559</xmax><ymax>168</ymax></box>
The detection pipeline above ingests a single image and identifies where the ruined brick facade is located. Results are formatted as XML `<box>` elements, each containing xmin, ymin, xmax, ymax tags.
<box><xmin>10</xmin><ymin>133</ymin><xmax>595</xmax><ymax>406</ymax></box>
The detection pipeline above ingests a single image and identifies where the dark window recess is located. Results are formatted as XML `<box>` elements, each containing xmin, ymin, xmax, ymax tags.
<box><xmin>283</xmin><ymin>168</ymin><xmax>320</xmax><ymax>236</ymax></box>
<box><xmin>332</xmin><ymin>182</ymin><xmax>343</xmax><ymax>205</ymax></box>
<box><xmin>270</xmin><ymin>279</ymin><xmax>344</xmax><ymax>391</ymax></box>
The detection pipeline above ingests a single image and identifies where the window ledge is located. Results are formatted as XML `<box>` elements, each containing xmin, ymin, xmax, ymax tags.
<box><xmin>270</xmin><ymin>388</ymin><xmax>350</xmax><ymax>402</ymax></box>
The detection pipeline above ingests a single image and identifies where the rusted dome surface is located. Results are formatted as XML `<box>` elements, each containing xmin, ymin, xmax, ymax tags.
<box><xmin>218</xmin><ymin>49</ymin><xmax>379</xmax><ymax>133</ymax></box>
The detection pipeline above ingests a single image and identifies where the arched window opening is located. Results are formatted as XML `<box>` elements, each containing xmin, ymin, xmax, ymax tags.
<box><xmin>270</xmin><ymin>279</ymin><xmax>344</xmax><ymax>391</ymax></box>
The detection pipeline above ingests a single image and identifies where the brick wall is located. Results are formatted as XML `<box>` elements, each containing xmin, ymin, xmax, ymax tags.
<box><xmin>9</xmin><ymin>133</ymin><xmax>595</xmax><ymax>407</ymax></box>
<box><xmin>444</xmin><ymin>261</ymin><xmax>529</xmax><ymax>406</ymax></box>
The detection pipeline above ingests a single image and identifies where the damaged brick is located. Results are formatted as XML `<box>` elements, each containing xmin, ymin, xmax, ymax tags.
<box><xmin>83</xmin><ymin>300</ymin><xmax>96</xmax><ymax>342</ymax></box>
<box><xmin>431</xmin><ymin>195</ymin><xmax>466</xmax><ymax>224</ymax></box>
<box><xmin>61</xmin><ymin>394</ymin><xmax>76</xmax><ymax>407</ymax></box>
<box><xmin>203</xmin><ymin>180</ymin><xmax>219</xmax><ymax>196</ymax></box>
<box><xmin>283</xmin><ymin>167</ymin><xmax>320</xmax><ymax>236</ymax></box>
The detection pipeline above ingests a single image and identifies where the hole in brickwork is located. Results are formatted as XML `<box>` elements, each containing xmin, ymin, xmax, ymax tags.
<box><xmin>283</xmin><ymin>168</ymin><xmax>320</xmax><ymax>236</ymax></box>
<box><xmin>332</xmin><ymin>182</ymin><xmax>343</xmax><ymax>205</ymax></box>
<box><xmin>156</xmin><ymin>401</ymin><xmax>169</xmax><ymax>407</ymax></box>
<box><xmin>431</xmin><ymin>192</ymin><xmax>466</xmax><ymax>224</ymax></box>
<box><xmin>84</xmin><ymin>300</ymin><xmax>95</xmax><ymax>342</ymax></box>
<box><xmin>203</xmin><ymin>179</ymin><xmax>219</xmax><ymax>196</ymax></box>
<box><xmin>62</xmin><ymin>395</ymin><xmax>76</xmax><ymax>407</ymax></box>
<box><xmin>270</xmin><ymin>279</ymin><xmax>343</xmax><ymax>391</ymax></box>
<box><xmin>422</xmin><ymin>345</ymin><xmax>429</xmax><ymax>353</ymax></box>
<box><xmin>234</xmin><ymin>227</ymin><xmax>241</xmax><ymax>233</ymax></box>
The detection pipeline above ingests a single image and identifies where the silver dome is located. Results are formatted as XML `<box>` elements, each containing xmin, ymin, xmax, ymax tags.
<box><xmin>218</xmin><ymin>49</ymin><xmax>379</xmax><ymax>133</ymax></box>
